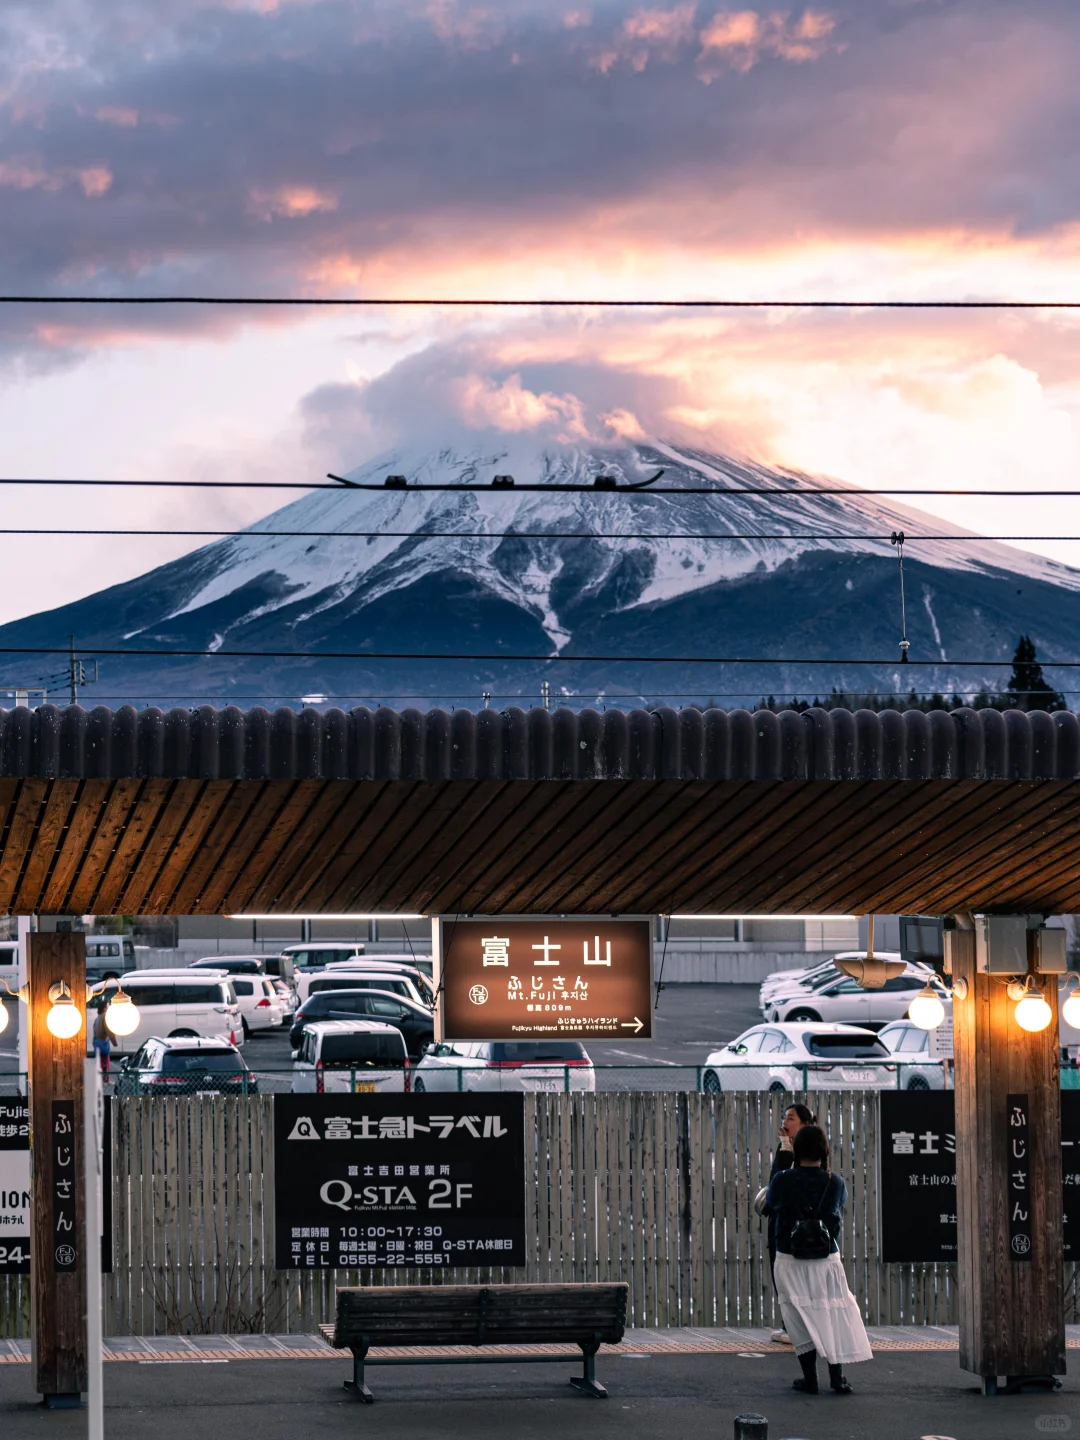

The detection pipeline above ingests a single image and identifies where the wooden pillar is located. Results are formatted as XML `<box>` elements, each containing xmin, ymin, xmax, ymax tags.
<box><xmin>950</xmin><ymin>929</ymin><xmax>1065</xmax><ymax>1389</ymax></box>
<box><xmin>28</xmin><ymin>932</ymin><xmax>88</xmax><ymax>1405</ymax></box>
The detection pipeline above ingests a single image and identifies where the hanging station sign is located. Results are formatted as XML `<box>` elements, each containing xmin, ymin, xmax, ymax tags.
<box><xmin>273</xmin><ymin>1095</ymin><xmax>527</xmax><ymax>1270</ymax></box>
<box><xmin>434</xmin><ymin>917</ymin><xmax>654</xmax><ymax>1043</ymax></box>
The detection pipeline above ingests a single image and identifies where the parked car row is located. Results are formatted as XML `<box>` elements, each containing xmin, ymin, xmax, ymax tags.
<box><xmin>758</xmin><ymin>951</ymin><xmax>950</xmax><ymax>1030</ymax></box>
<box><xmin>699</xmin><ymin>1019</ymin><xmax>947</xmax><ymax>1093</ymax></box>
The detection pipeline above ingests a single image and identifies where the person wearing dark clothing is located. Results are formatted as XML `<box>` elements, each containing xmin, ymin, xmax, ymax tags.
<box><xmin>765</xmin><ymin>1124</ymin><xmax>871</xmax><ymax>1395</ymax></box>
<box><xmin>766</xmin><ymin>1103</ymin><xmax>816</xmax><ymax>1343</ymax></box>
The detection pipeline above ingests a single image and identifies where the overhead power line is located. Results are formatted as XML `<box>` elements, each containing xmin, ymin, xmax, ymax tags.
<box><xmin>2</xmin><ymin>295</ymin><xmax>1080</xmax><ymax>308</ymax></box>
<box><xmin>0</xmin><ymin>527</ymin><xmax>1078</xmax><ymax>542</ymax></box>
<box><xmin>2</xmin><ymin>476</ymin><xmax>1080</xmax><ymax>498</ymax></box>
<box><xmin>0</xmin><ymin>647</ymin><xmax>1076</xmax><ymax>667</ymax></box>
<box><xmin>0</xmin><ymin>527</ymin><xmax>1077</xmax><ymax>541</ymax></box>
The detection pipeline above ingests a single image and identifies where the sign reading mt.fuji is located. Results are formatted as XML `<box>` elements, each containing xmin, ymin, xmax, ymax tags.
<box><xmin>436</xmin><ymin>918</ymin><xmax>653</xmax><ymax>1043</ymax></box>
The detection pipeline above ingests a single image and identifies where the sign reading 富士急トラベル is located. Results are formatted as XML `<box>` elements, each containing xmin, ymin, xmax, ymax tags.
<box><xmin>435</xmin><ymin>917</ymin><xmax>653</xmax><ymax>1043</ymax></box>
<box><xmin>273</xmin><ymin>1095</ymin><xmax>526</xmax><ymax>1269</ymax></box>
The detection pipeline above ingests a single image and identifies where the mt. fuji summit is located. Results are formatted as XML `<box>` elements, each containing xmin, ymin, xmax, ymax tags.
<box><xmin>3</xmin><ymin>438</ymin><xmax>1080</xmax><ymax>709</ymax></box>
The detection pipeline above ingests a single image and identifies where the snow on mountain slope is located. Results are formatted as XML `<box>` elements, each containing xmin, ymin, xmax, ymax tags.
<box><xmin>155</xmin><ymin>437</ymin><xmax>1080</xmax><ymax>656</ymax></box>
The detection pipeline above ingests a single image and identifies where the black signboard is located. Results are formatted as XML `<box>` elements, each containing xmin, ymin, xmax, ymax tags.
<box><xmin>273</xmin><ymin>1095</ymin><xmax>526</xmax><ymax>1270</ymax></box>
<box><xmin>52</xmin><ymin>1099</ymin><xmax>77</xmax><ymax>1272</ymax></box>
<box><xmin>880</xmin><ymin>1091</ymin><xmax>1080</xmax><ymax>1262</ymax></box>
<box><xmin>879</xmin><ymin>1091</ymin><xmax>957</xmax><ymax>1263</ymax></box>
<box><xmin>1007</xmin><ymin>1093</ymin><xmax>1033</xmax><ymax>1261</ymax></box>
<box><xmin>0</xmin><ymin>1098</ymin><xmax>30</xmax><ymax>1274</ymax></box>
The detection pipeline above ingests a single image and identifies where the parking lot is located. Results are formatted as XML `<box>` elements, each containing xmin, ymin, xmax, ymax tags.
<box><xmin>227</xmin><ymin>982</ymin><xmax>765</xmax><ymax>1093</ymax></box>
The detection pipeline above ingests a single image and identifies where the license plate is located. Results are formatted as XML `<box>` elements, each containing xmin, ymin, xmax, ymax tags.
<box><xmin>841</xmin><ymin>1068</ymin><xmax>866</xmax><ymax>1082</ymax></box>
<box><xmin>530</xmin><ymin>1079</ymin><xmax>560</xmax><ymax>1091</ymax></box>
<box><xmin>353</xmin><ymin>1082</ymin><xmax>376</xmax><ymax>1093</ymax></box>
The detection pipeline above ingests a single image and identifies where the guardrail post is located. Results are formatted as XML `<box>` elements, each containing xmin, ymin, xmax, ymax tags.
<box><xmin>733</xmin><ymin>1413</ymin><xmax>767</xmax><ymax>1440</ymax></box>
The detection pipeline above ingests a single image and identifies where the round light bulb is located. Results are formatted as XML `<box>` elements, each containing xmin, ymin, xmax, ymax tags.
<box><xmin>46</xmin><ymin>995</ymin><xmax>83</xmax><ymax>1040</ymax></box>
<box><xmin>0</xmin><ymin>998</ymin><xmax>8</xmax><ymax>1034</ymax></box>
<box><xmin>105</xmin><ymin>992</ymin><xmax>140</xmax><ymax>1036</ymax></box>
<box><xmin>1014</xmin><ymin>991</ymin><xmax>1053</xmax><ymax>1033</ymax></box>
<box><xmin>1061</xmin><ymin>990</ymin><xmax>1080</xmax><ymax>1030</ymax></box>
<box><xmin>908</xmin><ymin>986</ymin><xmax>946</xmax><ymax>1030</ymax></box>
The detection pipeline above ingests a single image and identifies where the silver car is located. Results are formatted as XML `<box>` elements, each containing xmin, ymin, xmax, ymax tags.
<box><xmin>877</xmin><ymin>1020</ymin><xmax>947</xmax><ymax>1090</ymax></box>
<box><xmin>700</xmin><ymin>1022</ymin><xmax>897</xmax><ymax>1093</ymax></box>
<box><xmin>413</xmin><ymin>1040</ymin><xmax>596</xmax><ymax>1093</ymax></box>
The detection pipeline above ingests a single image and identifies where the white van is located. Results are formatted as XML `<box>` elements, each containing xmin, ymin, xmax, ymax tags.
<box><xmin>292</xmin><ymin>1021</ymin><xmax>409</xmax><ymax>1094</ymax></box>
<box><xmin>100</xmin><ymin>969</ymin><xmax>244</xmax><ymax>1055</ymax></box>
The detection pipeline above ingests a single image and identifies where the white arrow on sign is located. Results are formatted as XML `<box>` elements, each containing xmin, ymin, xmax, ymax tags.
<box><xmin>621</xmin><ymin>1017</ymin><xmax>644</xmax><ymax>1033</ymax></box>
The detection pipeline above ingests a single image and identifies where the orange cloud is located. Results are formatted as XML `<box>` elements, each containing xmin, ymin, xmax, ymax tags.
<box><xmin>248</xmin><ymin>184</ymin><xmax>339</xmax><ymax>220</ymax></box>
<box><xmin>697</xmin><ymin>8</ymin><xmax>838</xmax><ymax>77</ymax></box>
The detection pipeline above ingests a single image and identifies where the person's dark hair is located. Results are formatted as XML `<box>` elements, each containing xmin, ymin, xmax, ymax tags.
<box><xmin>793</xmin><ymin>1124</ymin><xmax>830</xmax><ymax>1166</ymax></box>
<box><xmin>785</xmin><ymin>1103</ymin><xmax>816</xmax><ymax>1127</ymax></box>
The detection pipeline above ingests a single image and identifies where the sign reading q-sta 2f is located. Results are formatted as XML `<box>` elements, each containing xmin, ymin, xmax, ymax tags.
<box><xmin>436</xmin><ymin>917</ymin><xmax>653</xmax><ymax>1042</ymax></box>
<box><xmin>273</xmin><ymin>1095</ymin><xmax>526</xmax><ymax>1270</ymax></box>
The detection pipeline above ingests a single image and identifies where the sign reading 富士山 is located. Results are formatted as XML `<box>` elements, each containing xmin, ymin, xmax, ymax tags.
<box><xmin>435</xmin><ymin>918</ymin><xmax>653</xmax><ymax>1043</ymax></box>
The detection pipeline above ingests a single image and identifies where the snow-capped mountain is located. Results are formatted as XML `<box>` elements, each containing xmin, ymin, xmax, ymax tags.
<box><xmin>3</xmin><ymin>438</ymin><xmax>1080</xmax><ymax>710</ymax></box>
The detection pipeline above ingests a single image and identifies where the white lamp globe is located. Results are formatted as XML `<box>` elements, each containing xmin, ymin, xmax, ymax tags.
<box><xmin>0</xmin><ymin>999</ymin><xmax>8</xmax><ymax>1033</ymax></box>
<box><xmin>106</xmin><ymin>992</ymin><xmax>140</xmax><ymax>1037</ymax></box>
<box><xmin>1014</xmin><ymin>991</ymin><xmax>1053</xmax><ymax>1033</ymax></box>
<box><xmin>46</xmin><ymin>995</ymin><xmax>83</xmax><ymax>1040</ymax></box>
<box><xmin>1060</xmin><ymin>990</ymin><xmax>1080</xmax><ymax>1030</ymax></box>
<box><xmin>908</xmin><ymin>986</ymin><xmax>946</xmax><ymax>1030</ymax></box>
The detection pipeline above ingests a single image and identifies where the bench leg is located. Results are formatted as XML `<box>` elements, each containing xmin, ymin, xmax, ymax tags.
<box><xmin>343</xmin><ymin>1349</ymin><xmax>374</xmax><ymax>1404</ymax></box>
<box><xmin>569</xmin><ymin>1346</ymin><xmax>607</xmax><ymax>1399</ymax></box>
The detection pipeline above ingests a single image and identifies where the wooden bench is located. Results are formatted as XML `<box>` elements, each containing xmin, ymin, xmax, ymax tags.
<box><xmin>320</xmin><ymin>1282</ymin><xmax>628</xmax><ymax>1402</ymax></box>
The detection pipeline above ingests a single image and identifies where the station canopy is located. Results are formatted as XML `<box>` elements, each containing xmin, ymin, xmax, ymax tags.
<box><xmin>0</xmin><ymin>703</ymin><xmax>1078</xmax><ymax>917</ymax></box>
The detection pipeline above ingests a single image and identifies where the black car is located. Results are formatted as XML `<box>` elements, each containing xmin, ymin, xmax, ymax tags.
<box><xmin>114</xmin><ymin>1036</ymin><xmax>257</xmax><ymax>1096</ymax></box>
<box><xmin>289</xmin><ymin>988</ymin><xmax>434</xmax><ymax>1058</ymax></box>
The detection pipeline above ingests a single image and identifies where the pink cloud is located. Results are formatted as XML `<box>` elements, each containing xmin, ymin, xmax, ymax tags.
<box><xmin>426</xmin><ymin>0</ymin><xmax>504</xmax><ymax>51</ymax></box>
<box><xmin>0</xmin><ymin>159</ymin><xmax>111</xmax><ymax>196</ymax></box>
<box><xmin>248</xmin><ymin>184</ymin><xmax>339</xmax><ymax>220</ymax></box>
<box><xmin>697</xmin><ymin>7</ymin><xmax>838</xmax><ymax>77</ymax></box>
<box><xmin>94</xmin><ymin>105</ymin><xmax>139</xmax><ymax>127</ymax></box>
<box><xmin>456</xmin><ymin>372</ymin><xmax>589</xmax><ymax>438</ymax></box>
<box><xmin>590</xmin><ymin>4</ymin><xmax>697</xmax><ymax>73</ymax></box>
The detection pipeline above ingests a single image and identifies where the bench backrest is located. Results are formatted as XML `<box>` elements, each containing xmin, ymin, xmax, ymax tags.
<box><xmin>333</xmin><ymin>1283</ymin><xmax>628</xmax><ymax>1349</ymax></box>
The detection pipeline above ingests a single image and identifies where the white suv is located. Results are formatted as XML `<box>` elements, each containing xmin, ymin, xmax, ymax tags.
<box><xmin>292</xmin><ymin>1021</ymin><xmax>410</xmax><ymax>1093</ymax></box>
<box><xmin>413</xmin><ymin>1040</ymin><xmax>595</xmax><ymax>1093</ymax></box>
<box><xmin>767</xmin><ymin>964</ymin><xmax>947</xmax><ymax>1029</ymax></box>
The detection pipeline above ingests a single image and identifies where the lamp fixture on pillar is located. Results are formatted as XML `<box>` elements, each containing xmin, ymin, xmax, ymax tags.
<box><xmin>1061</xmin><ymin>973</ymin><xmax>1080</xmax><ymax>1029</ymax></box>
<box><xmin>104</xmin><ymin>987</ymin><xmax>140</xmax><ymax>1036</ymax></box>
<box><xmin>1007</xmin><ymin>974</ymin><xmax>1053</xmax><ymax>1033</ymax></box>
<box><xmin>908</xmin><ymin>984</ymin><xmax>946</xmax><ymax>1030</ymax></box>
<box><xmin>0</xmin><ymin>976</ymin><xmax>29</xmax><ymax>1033</ymax></box>
<box><xmin>46</xmin><ymin>980</ymin><xmax>83</xmax><ymax>1039</ymax></box>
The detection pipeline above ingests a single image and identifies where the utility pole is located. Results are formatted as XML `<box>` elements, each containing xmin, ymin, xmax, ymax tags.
<box><xmin>66</xmin><ymin>637</ymin><xmax>98</xmax><ymax>708</ymax></box>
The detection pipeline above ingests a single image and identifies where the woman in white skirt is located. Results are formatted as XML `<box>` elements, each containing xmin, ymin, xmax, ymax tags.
<box><xmin>764</xmin><ymin>1123</ymin><xmax>872</xmax><ymax>1394</ymax></box>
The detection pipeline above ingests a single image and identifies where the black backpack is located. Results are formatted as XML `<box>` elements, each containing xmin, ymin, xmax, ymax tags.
<box><xmin>788</xmin><ymin>1172</ymin><xmax>834</xmax><ymax>1260</ymax></box>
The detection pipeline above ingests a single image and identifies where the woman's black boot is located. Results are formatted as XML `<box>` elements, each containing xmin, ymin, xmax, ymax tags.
<box><xmin>828</xmin><ymin>1363</ymin><xmax>852</xmax><ymax>1394</ymax></box>
<box><xmin>792</xmin><ymin>1349</ymin><xmax>818</xmax><ymax>1394</ymax></box>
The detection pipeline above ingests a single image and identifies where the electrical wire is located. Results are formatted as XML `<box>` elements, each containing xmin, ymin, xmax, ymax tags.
<box><xmin>2</xmin><ymin>296</ymin><xmax>1080</xmax><ymax>308</ymax></box>
<box><xmin>0</xmin><ymin>646</ymin><xmax>1077</xmax><ymax>666</ymax></box>
<box><xmin>1</xmin><ymin>476</ymin><xmax>1080</xmax><ymax>497</ymax></box>
<box><xmin>3</xmin><ymin>527</ymin><xmax>1080</xmax><ymax>542</ymax></box>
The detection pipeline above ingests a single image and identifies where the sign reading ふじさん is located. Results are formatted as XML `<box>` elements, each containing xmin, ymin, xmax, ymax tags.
<box><xmin>436</xmin><ymin>917</ymin><xmax>653</xmax><ymax>1042</ymax></box>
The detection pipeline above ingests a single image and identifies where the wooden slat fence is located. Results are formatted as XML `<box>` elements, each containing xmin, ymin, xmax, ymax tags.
<box><xmin>2</xmin><ymin>1091</ymin><xmax>1076</xmax><ymax>1336</ymax></box>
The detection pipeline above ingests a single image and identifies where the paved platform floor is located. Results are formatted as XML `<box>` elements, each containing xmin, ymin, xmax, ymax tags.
<box><xmin>0</xmin><ymin>1333</ymin><xmax>1076</xmax><ymax>1440</ymax></box>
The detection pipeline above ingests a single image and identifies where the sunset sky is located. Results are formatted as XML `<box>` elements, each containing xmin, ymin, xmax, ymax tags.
<box><xmin>1</xmin><ymin>0</ymin><xmax>1079</xmax><ymax>624</ymax></box>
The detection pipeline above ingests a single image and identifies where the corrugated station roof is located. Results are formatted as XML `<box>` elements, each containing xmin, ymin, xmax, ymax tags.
<box><xmin>1</xmin><ymin>703</ymin><xmax>1078</xmax><ymax>781</ymax></box>
<box><xmin>1</xmin><ymin>704</ymin><xmax>1079</xmax><ymax>916</ymax></box>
